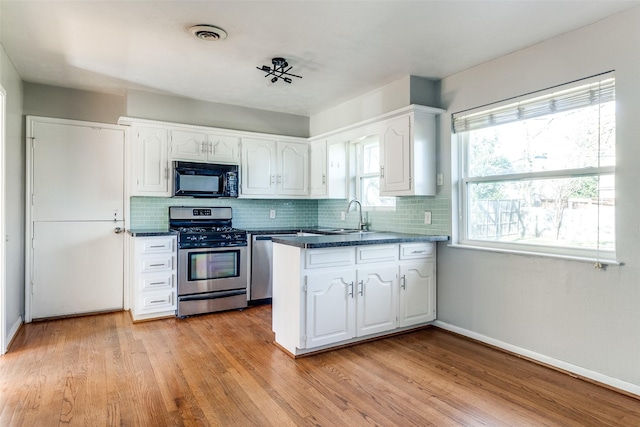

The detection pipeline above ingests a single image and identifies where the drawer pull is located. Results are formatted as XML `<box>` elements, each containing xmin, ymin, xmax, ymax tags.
<box><xmin>412</xmin><ymin>250</ymin><xmax>427</xmax><ymax>254</ymax></box>
<box><xmin>149</xmin><ymin>281</ymin><xmax>164</xmax><ymax>286</ymax></box>
<box><xmin>149</xmin><ymin>299</ymin><xmax>165</xmax><ymax>304</ymax></box>
<box><xmin>149</xmin><ymin>263</ymin><xmax>165</xmax><ymax>267</ymax></box>
<box><xmin>149</xmin><ymin>245</ymin><xmax>165</xmax><ymax>248</ymax></box>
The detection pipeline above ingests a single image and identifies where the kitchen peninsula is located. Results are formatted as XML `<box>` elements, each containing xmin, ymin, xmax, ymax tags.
<box><xmin>271</xmin><ymin>232</ymin><xmax>447</xmax><ymax>357</ymax></box>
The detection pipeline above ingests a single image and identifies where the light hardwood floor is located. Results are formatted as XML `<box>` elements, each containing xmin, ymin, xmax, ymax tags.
<box><xmin>1</xmin><ymin>305</ymin><xmax>638</xmax><ymax>426</ymax></box>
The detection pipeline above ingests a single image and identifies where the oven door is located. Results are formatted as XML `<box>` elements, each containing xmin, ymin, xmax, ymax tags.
<box><xmin>178</xmin><ymin>245</ymin><xmax>247</xmax><ymax>296</ymax></box>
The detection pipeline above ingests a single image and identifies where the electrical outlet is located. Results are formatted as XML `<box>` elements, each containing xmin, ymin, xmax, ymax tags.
<box><xmin>270</xmin><ymin>209</ymin><xmax>276</xmax><ymax>219</ymax></box>
<box><xmin>424</xmin><ymin>211</ymin><xmax>432</xmax><ymax>225</ymax></box>
<box><xmin>437</xmin><ymin>173</ymin><xmax>444</xmax><ymax>186</ymax></box>
<box><xmin>341</xmin><ymin>211</ymin><xmax>346</xmax><ymax>221</ymax></box>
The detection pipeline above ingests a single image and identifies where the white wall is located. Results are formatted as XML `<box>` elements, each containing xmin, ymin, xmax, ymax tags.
<box><xmin>0</xmin><ymin>43</ymin><xmax>24</xmax><ymax>349</ymax></box>
<box><xmin>310</xmin><ymin>75</ymin><xmax>440</xmax><ymax>136</ymax></box>
<box><xmin>126</xmin><ymin>90</ymin><xmax>309</xmax><ymax>137</ymax></box>
<box><xmin>437</xmin><ymin>7</ymin><xmax>640</xmax><ymax>393</ymax></box>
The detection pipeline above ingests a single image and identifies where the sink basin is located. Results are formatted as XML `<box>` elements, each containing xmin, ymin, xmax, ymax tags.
<box><xmin>324</xmin><ymin>229</ymin><xmax>375</xmax><ymax>235</ymax></box>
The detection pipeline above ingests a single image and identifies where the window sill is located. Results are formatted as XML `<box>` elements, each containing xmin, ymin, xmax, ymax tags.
<box><xmin>447</xmin><ymin>243</ymin><xmax>622</xmax><ymax>266</ymax></box>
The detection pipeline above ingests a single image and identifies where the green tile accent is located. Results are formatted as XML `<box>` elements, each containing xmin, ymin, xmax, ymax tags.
<box><xmin>130</xmin><ymin>194</ymin><xmax>451</xmax><ymax>236</ymax></box>
<box><xmin>130</xmin><ymin>197</ymin><xmax>319</xmax><ymax>230</ymax></box>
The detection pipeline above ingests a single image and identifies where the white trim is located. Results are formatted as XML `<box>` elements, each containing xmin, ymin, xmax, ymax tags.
<box><xmin>4</xmin><ymin>316</ymin><xmax>22</xmax><ymax>353</ymax></box>
<box><xmin>0</xmin><ymin>85</ymin><xmax>6</xmax><ymax>353</ymax></box>
<box><xmin>434</xmin><ymin>320</ymin><xmax>640</xmax><ymax>398</ymax></box>
<box><xmin>447</xmin><ymin>243</ymin><xmax>621</xmax><ymax>265</ymax></box>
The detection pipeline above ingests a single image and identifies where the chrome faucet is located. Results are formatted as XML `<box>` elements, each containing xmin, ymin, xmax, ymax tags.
<box><xmin>347</xmin><ymin>199</ymin><xmax>368</xmax><ymax>231</ymax></box>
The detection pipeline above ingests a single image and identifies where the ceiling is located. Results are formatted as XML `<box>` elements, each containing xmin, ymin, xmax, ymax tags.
<box><xmin>1</xmin><ymin>1</ymin><xmax>638</xmax><ymax>117</ymax></box>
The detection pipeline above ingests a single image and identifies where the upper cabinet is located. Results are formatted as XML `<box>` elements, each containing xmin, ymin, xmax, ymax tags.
<box><xmin>130</xmin><ymin>126</ymin><xmax>171</xmax><ymax>197</ymax></box>
<box><xmin>379</xmin><ymin>107</ymin><xmax>442</xmax><ymax>196</ymax></box>
<box><xmin>240</xmin><ymin>138</ymin><xmax>309</xmax><ymax>197</ymax></box>
<box><xmin>170</xmin><ymin>129</ymin><xmax>240</xmax><ymax>164</ymax></box>
<box><xmin>309</xmin><ymin>139</ymin><xmax>346</xmax><ymax>199</ymax></box>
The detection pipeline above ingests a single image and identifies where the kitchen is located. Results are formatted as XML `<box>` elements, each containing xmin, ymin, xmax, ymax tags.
<box><xmin>1</xmin><ymin>1</ymin><xmax>640</xmax><ymax>424</ymax></box>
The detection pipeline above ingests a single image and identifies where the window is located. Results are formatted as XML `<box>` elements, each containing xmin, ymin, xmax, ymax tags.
<box><xmin>354</xmin><ymin>136</ymin><xmax>395</xmax><ymax>209</ymax></box>
<box><xmin>453</xmin><ymin>74</ymin><xmax>615</xmax><ymax>259</ymax></box>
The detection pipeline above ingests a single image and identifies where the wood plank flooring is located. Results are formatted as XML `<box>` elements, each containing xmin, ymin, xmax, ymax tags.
<box><xmin>1</xmin><ymin>305</ymin><xmax>638</xmax><ymax>426</ymax></box>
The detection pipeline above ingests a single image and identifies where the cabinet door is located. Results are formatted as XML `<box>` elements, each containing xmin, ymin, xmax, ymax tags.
<box><xmin>278</xmin><ymin>141</ymin><xmax>309</xmax><ymax>196</ymax></box>
<box><xmin>356</xmin><ymin>265</ymin><xmax>398</xmax><ymax>336</ymax></box>
<box><xmin>241</xmin><ymin>138</ymin><xmax>277</xmax><ymax>196</ymax></box>
<box><xmin>309</xmin><ymin>140</ymin><xmax>327</xmax><ymax>197</ymax></box>
<box><xmin>208</xmin><ymin>134</ymin><xmax>240</xmax><ymax>164</ymax></box>
<box><xmin>399</xmin><ymin>261</ymin><xmax>435</xmax><ymax>327</ymax></box>
<box><xmin>135</xmin><ymin>127</ymin><xmax>170</xmax><ymax>196</ymax></box>
<box><xmin>305</xmin><ymin>269</ymin><xmax>356</xmax><ymax>349</ymax></box>
<box><xmin>380</xmin><ymin>115</ymin><xmax>411</xmax><ymax>194</ymax></box>
<box><xmin>170</xmin><ymin>130</ymin><xmax>207</xmax><ymax>162</ymax></box>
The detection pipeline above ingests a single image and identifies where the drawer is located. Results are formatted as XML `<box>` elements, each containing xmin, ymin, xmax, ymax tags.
<box><xmin>356</xmin><ymin>244</ymin><xmax>398</xmax><ymax>263</ymax></box>
<box><xmin>305</xmin><ymin>247</ymin><xmax>355</xmax><ymax>269</ymax></box>
<box><xmin>400</xmin><ymin>242</ymin><xmax>434</xmax><ymax>259</ymax></box>
<box><xmin>140</xmin><ymin>273</ymin><xmax>174</xmax><ymax>291</ymax></box>
<box><xmin>140</xmin><ymin>255</ymin><xmax>173</xmax><ymax>272</ymax></box>
<box><xmin>139</xmin><ymin>290</ymin><xmax>175</xmax><ymax>313</ymax></box>
<box><xmin>140</xmin><ymin>237</ymin><xmax>174</xmax><ymax>254</ymax></box>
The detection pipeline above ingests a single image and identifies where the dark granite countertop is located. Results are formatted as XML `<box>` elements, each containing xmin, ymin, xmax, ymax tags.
<box><xmin>244</xmin><ymin>227</ymin><xmax>341</xmax><ymax>235</ymax></box>
<box><xmin>127</xmin><ymin>229</ymin><xmax>178</xmax><ymax>237</ymax></box>
<box><xmin>272</xmin><ymin>232</ymin><xmax>449</xmax><ymax>249</ymax></box>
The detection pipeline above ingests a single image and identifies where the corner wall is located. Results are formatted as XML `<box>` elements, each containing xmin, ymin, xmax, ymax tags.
<box><xmin>437</xmin><ymin>7</ymin><xmax>640</xmax><ymax>393</ymax></box>
<box><xmin>1</xmin><ymin>43</ymin><xmax>24</xmax><ymax>349</ymax></box>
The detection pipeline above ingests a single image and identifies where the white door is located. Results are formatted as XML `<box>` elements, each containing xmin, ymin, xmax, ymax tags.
<box><xmin>356</xmin><ymin>265</ymin><xmax>398</xmax><ymax>336</ymax></box>
<box><xmin>29</xmin><ymin>119</ymin><xmax>125</xmax><ymax>320</ymax></box>
<box><xmin>305</xmin><ymin>269</ymin><xmax>356</xmax><ymax>349</ymax></box>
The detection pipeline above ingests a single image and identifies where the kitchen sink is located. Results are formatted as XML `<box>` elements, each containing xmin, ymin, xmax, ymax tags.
<box><xmin>323</xmin><ymin>229</ymin><xmax>376</xmax><ymax>235</ymax></box>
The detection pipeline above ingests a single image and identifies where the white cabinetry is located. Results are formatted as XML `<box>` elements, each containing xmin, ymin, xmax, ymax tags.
<box><xmin>273</xmin><ymin>241</ymin><xmax>436</xmax><ymax>356</ymax></box>
<box><xmin>131</xmin><ymin>126</ymin><xmax>170</xmax><ymax>196</ymax></box>
<box><xmin>379</xmin><ymin>107</ymin><xmax>443</xmax><ymax>196</ymax></box>
<box><xmin>398</xmin><ymin>243</ymin><xmax>436</xmax><ymax>327</ymax></box>
<box><xmin>170</xmin><ymin>129</ymin><xmax>240</xmax><ymax>164</ymax></box>
<box><xmin>240</xmin><ymin>138</ymin><xmax>309</xmax><ymax>197</ymax></box>
<box><xmin>309</xmin><ymin>139</ymin><xmax>346</xmax><ymax>199</ymax></box>
<box><xmin>130</xmin><ymin>235</ymin><xmax>177</xmax><ymax>321</ymax></box>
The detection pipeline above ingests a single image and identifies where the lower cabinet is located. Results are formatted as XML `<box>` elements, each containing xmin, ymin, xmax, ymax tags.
<box><xmin>273</xmin><ymin>241</ymin><xmax>436</xmax><ymax>356</ymax></box>
<box><xmin>130</xmin><ymin>235</ymin><xmax>177</xmax><ymax>321</ymax></box>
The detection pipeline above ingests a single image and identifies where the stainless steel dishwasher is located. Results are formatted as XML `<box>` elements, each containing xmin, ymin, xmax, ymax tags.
<box><xmin>250</xmin><ymin>234</ymin><xmax>297</xmax><ymax>304</ymax></box>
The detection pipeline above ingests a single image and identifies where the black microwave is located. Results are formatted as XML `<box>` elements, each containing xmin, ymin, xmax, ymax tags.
<box><xmin>173</xmin><ymin>161</ymin><xmax>239</xmax><ymax>198</ymax></box>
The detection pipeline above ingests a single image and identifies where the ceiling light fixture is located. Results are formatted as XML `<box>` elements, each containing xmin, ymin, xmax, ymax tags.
<box><xmin>257</xmin><ymin>57</ymin><xmax>302</xmax><ymax>84</ymax></box>
<box><xmin>188</xmin><ymin>25</ymin><xmax>227</xmax><ymax>41</ymax></box>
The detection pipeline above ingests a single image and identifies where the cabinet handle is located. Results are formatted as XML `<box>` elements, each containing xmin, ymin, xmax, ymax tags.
<box><xmin>201</xmin><ymin>141</ymin><xmax>207</xmax><ymax>154</ymax></box>
<box><xmin>348</xmin><ymin>282</ymin><xmax>354</xmax><ymax>298</ymax></box>
<box><xmin>270</xmin><ymin>175</ymin><xmax>276</xmax><ymax>185</ymax></box>
<box><xmin>149</xmin><ymin>263</ymin><xmax>165</xmax><ymax>267</ymax></box>
<box><xmin>277</xmin><ymin>174</ymin><xmax>282</xmax><ymax>184</ymax></box>
<box><xmin>358</xmin><ymin>280</ymin><xmax>364</xmax><ymax>296</ymax></box>
<box><xmin>401</xmin><ymin>275</ymin><xmax>406</xmax><ymax>290</ymax></box>
<box><xmin>322</xmin><ymin>174</ymin><xmax>326</xmax><ymax>185</ymax></box>
<box><xmin>412</xmin><ymin>250</ymin><xmax>427</xmax><ymax>254</ymax></box>
<box><xmin>380</xmin><ymin>166</ymin><xmax>385</xmax><ymax>179</ymax></box>
<box><xmin>149</xmin><ymin>281</ymin><xmax>165</xmax><ymax>286</ymax></box>
<box><xmin>164</xmin><ymin>166</ymin><xmax>169</xmax><ymax>180</ymax></box>
<box><xmin>149</xmin><ymin>299</ymin><xmax>165</xmax><ymax>304</ymax></box>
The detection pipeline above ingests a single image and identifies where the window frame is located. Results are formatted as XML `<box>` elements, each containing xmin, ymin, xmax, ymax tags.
<box><xmin>353</xmin><ymin>136</ymin><xmax>396</xmax><ymax>211</ymax></box>
<box><xmin>454</xmin><ymin>75</ymin><xmax>616</xmax><ymax>261</ymax></box>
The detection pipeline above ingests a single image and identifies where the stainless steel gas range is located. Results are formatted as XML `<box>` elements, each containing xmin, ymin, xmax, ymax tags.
<box><xmin>169</xmin><ymin>206</ymin><xmax>248</xmax><ymax>317</ymax></box>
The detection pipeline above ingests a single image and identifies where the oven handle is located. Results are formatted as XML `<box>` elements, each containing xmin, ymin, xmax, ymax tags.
<box><xmin>178</xmin><ymin>289</ymin><xmax>247</xmax><ymax>301</ymax></box>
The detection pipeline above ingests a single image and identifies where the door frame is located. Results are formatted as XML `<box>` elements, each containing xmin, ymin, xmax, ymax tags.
<box><xmin>25</xmin><ymin>116</ymin><xmax>128</xmax><ymax>322</ymax></box>
<box><xmin>0</xmin><ymin>85</ymin><xmax>6</xmax><ymax>351</ymax></box>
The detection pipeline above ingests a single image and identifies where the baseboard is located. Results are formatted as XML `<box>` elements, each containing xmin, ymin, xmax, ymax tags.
<box><xmin>433</xmin><ymin>320</ymin><xmax>640</xmax><ymax>399</ymax></box>
<box><xmin>4</xmin><ymin>316</ymin><xmax>23</xmax><ymax>354</ymax></box>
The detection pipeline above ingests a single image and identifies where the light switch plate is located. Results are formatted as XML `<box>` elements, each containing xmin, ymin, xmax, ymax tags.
<box><xmin>437</xmin><ymin>173</ymin><xmax>444</xmax><ymax>186</ymax></box>
<box><xmin>424</xmin><ymin>211</ymin><xmax>432</xmax><ymax>225</ymax></box>
<box><xmin>270</xmin><ymin>209</ymin><xmax>276</xmax><ymax>219</ymax></box>
<box><xmin>341</xmin><ymin>211</ymin><xmax>346</xmax><ymax>221</ymax></box>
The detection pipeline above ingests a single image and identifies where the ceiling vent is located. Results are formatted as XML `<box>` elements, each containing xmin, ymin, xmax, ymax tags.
<box><xmin>189</xmin><ymin>25</ymin><xmax>228</xmax><ymax>41</ymax></box>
